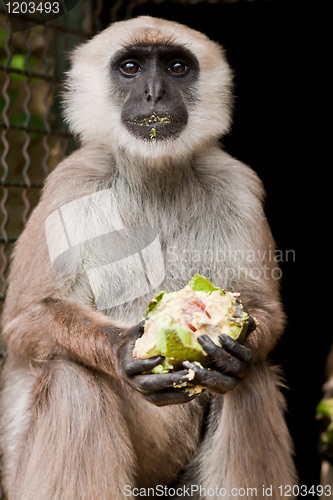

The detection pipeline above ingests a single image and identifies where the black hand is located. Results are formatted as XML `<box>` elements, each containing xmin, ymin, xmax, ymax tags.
<box><xmin>117</xmin><ymin>322</ymin><xmax>200</xmax><ymax>406</ymax></box>
<box><xmin>181</xmin><ymin>334</ymin><xmax>253</xmax><ymax>396</ymax></box>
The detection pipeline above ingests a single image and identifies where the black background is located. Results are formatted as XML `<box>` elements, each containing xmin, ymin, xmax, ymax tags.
<box><xmin>101</xmin><ymin>0</ymin><xmax>324</xmax><ymax>490</ymax></box>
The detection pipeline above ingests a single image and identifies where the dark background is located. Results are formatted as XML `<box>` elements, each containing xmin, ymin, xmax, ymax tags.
<box><xmin>100</xmin><ymin>0</ymin><xmax>324</xmax><ymax>489</ymax></box>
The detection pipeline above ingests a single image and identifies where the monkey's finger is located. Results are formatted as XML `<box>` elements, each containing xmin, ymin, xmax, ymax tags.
<box><xmin>123</xmin><ymin>356</ymin><xmax>165</xmax><ymax>376</ymax></box>
<box><xmin>132</xmin><ymin>370</ymin><xmax>194</xmax><ymax>393</ymax></box>
<box><xmin>118</xmin><ymin>321</ymin><xmax>146</xmax><ymax>360</ymax></box>
<box><xmin>197</xmin><ymin>335</ymin><xmax>247</xmax><ymax>378</ymax></box>
<box><xmin>126</xmin><ymin>320</ymin><xmax>146</xmax><ymax>341</ymax></box>
<box><xmin>246</xmin><ymin>316</ymin><xmax>257</xmax><ymax>336</ymax></box>
<box><xmin>218</xmin><ymin>334</ymin><xmax>253</xmax><ymax>363</ymax></box>
<box><xmin>143</xmin><ymin>390</ymin><xmax>200</xmax><ymax>407</ymax></box>
<box><xmin>182</xmin><ymin>361</ymin><xmax>238</xmax><ymax>395</ymax></box>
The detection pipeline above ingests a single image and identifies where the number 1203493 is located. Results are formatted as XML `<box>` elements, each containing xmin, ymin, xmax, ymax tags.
<box><xmin>278</xmin><ymin>485</ymin><xmax>332</xmax><ymax>497</ymax></box>
<box><xmin>5</xmin><ymin>2</ymin><xmax>60</xmax><ymax>14</ymax></box>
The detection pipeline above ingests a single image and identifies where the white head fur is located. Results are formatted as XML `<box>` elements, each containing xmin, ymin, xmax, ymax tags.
<box><xmin>63</xmin><ymin>16</ymin><xmax>233</xmax><ymax>163</ymax></box>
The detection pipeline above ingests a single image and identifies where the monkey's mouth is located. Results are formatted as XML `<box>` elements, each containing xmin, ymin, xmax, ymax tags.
<box><xmin>125</xmin><ymin>112</ymin><xmax>185</xmax><ymax>141</ymax></box>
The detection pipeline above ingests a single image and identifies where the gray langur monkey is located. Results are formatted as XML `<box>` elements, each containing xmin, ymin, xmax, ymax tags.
<box><xmin>0</xmin><ymin>16</ymin><xmax>298</xmax><ymax>500</ymax></box>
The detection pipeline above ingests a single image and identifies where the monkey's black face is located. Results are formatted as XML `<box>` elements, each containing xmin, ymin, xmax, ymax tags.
<box><xmin>110</xmin><ymin>44</ymin><xmax>199</xmax><ymax>141</ymax></box>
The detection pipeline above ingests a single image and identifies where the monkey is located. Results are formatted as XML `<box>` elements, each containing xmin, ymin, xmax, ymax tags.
<box><xmin>0</xmin><ymin>16</ymin><xmax>298</xmax><ymax>500</ymax></box>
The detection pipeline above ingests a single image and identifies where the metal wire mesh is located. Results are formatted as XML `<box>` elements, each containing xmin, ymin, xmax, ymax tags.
<box><xmin>0</xmin><ymin>2</ymin><xmax>99</xmax><ymax>308</ymax></box>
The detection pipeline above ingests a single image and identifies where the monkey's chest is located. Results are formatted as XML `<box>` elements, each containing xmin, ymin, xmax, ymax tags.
<box><xmin>164</xmin><ymin>228</ymin><xmax>224</xmax><ymax>282</ymax></box>
<box><xmin>101</xmin><ymin>220</ymin><xmax>229</xmax><ymax>323</ymax></box>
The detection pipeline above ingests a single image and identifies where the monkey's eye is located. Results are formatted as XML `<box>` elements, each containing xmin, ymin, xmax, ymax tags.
<box><xmin>120</xmin><ymin>61</ymin><xmax>141</xmax><ymax>76</ymax></box>
<box><xmin>168</xmin><ymin>61</ymin><xmax>188</xmax><ymax>75</ymax></box>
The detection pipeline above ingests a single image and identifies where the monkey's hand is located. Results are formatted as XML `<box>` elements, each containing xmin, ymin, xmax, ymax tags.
<box><xmin>181</xmin><ymin>334</ymin><xmax>254</xmax><ymax>396</ymax></box>
<box><xmin>117</xmin><ymin>322</ymin><xmax>201</xmax><ymax>406</ymax></box>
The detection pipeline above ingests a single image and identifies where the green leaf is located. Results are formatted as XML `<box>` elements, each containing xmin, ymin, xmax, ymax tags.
<box><xmin>187</xmin><ymin>273</ymin><xmax>226</xmax><ymax>295</ymax></box>
<box><xmin>146</xmin><ymin>290</ymin><xmax>166</xmax><ymax>317</ymax></box>
<box><xmin>153</xmin><ymin>315</ymin><xmax>205</xmax><ymax>371</ymax></box>
<box><xmin>10</xmin><ymin>54</ymin><xmax>26</xmax><ymax>71</ymax></box>
<box><xmin>317</xmin><ymin>398</ymin><xmax>333</xmax><ymax>419</ymax></box>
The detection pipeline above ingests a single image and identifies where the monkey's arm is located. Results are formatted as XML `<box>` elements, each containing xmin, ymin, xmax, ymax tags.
<box><xmin>2</xmin><ymin>296</ymin><xmax>134</xmax><ymax>376</ymax></box>
<box><xmin>2</xmin><ymin>296</ymin><xmax>198</xmax><ymax>405</ymax></box>
<box><xmin>3</xmin><ymin>298</ymin><xmax>186</xmax><ymax>383</ymax></box>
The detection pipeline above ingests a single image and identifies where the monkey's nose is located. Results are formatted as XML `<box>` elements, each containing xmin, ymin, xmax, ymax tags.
<box><xmin>145</xmin><ymin>82</ymin><xmax>166</xmax><ymax>104</ymax></box>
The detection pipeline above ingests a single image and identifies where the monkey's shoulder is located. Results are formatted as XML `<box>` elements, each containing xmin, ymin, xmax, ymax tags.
<box><xmin>195</xmin><ymin>148</ymin><xmax>266</xmax><ymax>210</ymax></box>
<box><xmin>41</xmin><ymin>146</ymin><xmax>117</xmax><ymax>209</ymax></box>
